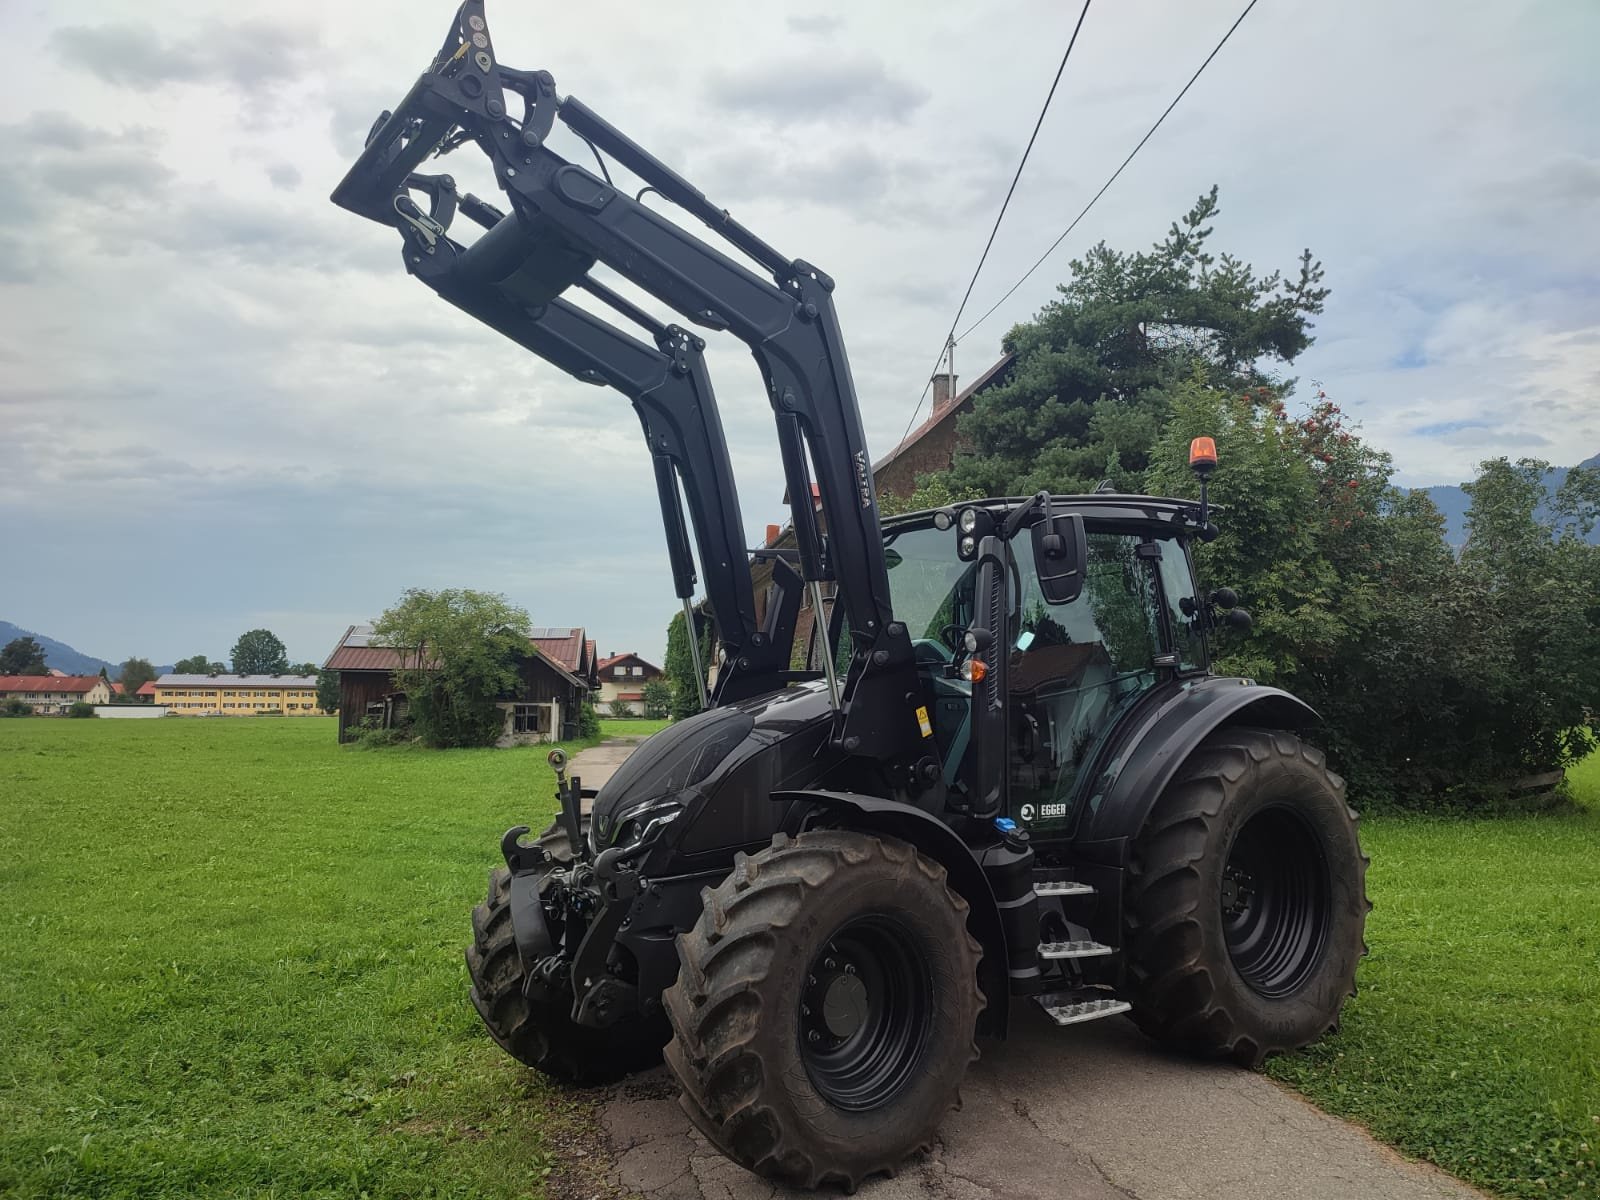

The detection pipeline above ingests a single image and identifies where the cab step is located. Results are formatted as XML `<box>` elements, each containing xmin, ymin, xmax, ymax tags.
<box><xmin>1035</xmin><ymin>879</ymin><xmax>1095</xmax><ymax>898</ymax></box>
<box><xmin>1034</xmin><ymin>990</ymin><xmax>1132</xmax><ymax>1026</ymax></box>
<box><xmin>1038</xmin><ymin>939</ymin><xmax>1114</xmax><ymax>959</ymax></box>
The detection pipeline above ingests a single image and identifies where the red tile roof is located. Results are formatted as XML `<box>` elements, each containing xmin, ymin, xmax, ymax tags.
<box><xmin>136</xmin><ymin>681</ymin><xmax>157</xmax><ymax>696</ymax></box>
<box><xmin>616</xmin><ymin>692</ymin><xmax>645</xmax><ymax>701</ymax></box>
<box><xmin>323</xmin><ymin>624</ymin><xmax>591</xmax><ymax>687</ymax></box>
<box><xmin>0</xmin><ymin>675</ymin><xmax>103</xmax><ymax>693</ymax></box>
<box><xmin>872</xmin><ymin>351</ymin><xmax>1016</xmax><ymax>475</ymax></box>
<box><xmin>531</xmin><ymin>629</ymin><xmax>585</xmax><ymax>674</ymax></box>
<box><xmin>111</xmin><ymin>682</ymin><xmax>126</xmax><ymax>694</ymax></box>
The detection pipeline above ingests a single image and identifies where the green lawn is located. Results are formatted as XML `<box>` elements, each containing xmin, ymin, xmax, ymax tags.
<box><xmin>3</xmin><ymin>716</ymin><xmax>1596</xmax><ymax>1198</ymax></box>
<box><xmin>597</xmin><ymin>717</ymin><xmax>671</xmax><ymax>739</ymax></box>
<box><xmin>1268</xmin><ymin>752</ymin><xmax>1600</xmax><ymax>1198</ymax></box>
<box><xmin>0</xmin><ymin>717</ymin><xmax>579</xmax><ymax>1200</ymax></box>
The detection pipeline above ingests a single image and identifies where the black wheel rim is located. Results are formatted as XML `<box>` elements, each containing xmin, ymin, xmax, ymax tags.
<box><xmin>798</xmin><ymin>914</ymin><xmax>932</xmax><ymax>1111</ymax></box>
<box><xmin>1220</xmin><ymin>805</ymin><xmax>1331</xmax><ymax>998</ymax></box>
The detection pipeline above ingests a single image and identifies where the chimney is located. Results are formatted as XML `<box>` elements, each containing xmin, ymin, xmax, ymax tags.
<box><xmin>931</xmin><ymin>372</ymin><xmax>958</xmax><ymax>412</ymax></box>
<box><xmin>766</xmin><ymin>523</ymin><xmax>781</xmax><ymax>547</ymax></box>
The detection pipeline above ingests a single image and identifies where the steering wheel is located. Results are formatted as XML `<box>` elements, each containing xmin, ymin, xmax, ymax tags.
<box><xmin>939</xmin><ymin>623</ymin><xmax>966</xmax><ymax>654</ymax></box>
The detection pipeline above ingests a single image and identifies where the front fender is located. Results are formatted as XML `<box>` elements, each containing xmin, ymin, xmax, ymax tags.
<box><xmin>1072</xmin><ymin>678</ymin><xmax>1319</xmax><ymax>864</ymax></box>
<box><xmin>773</xmin><ymin>790</ymin><xmax>1011</xmax><ymax>1038</ymax></box>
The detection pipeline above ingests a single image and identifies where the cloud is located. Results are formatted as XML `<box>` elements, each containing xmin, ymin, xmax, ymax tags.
<box><xmin>705</xmin><ymin>57</ymin><xmax>928</xmax><ymax>124</ymax></box>
<box><xmin>50</xmin><ymin>19</ymin><xmax>321</xmax><ymax>92</ymax></box>
<box><xmin>266</xmin><ymin>162</ymin><xmax>302</xmax><ymax>191</ymax></box>
<box><xmin>787</xmin><ymin>15</ymin><xmax>843</xmax><ymax>36</ymax></box>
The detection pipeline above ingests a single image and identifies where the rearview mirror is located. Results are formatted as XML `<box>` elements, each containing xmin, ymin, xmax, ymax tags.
<box><xmin>1031</xmin><ymin>511</ymin><xmax>1086</xmax><ymax>605</ymax></box>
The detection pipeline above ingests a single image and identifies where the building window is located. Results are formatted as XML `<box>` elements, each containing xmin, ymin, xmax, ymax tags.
<box><xmin>512</xmin><ymin>704</ymin><xmax>545</xmax><ymax>734</ymax></box>
<box><xmin>633</xmin><ymin>666</ymin><xmax>644</xmax><ymax>676</ymax></box>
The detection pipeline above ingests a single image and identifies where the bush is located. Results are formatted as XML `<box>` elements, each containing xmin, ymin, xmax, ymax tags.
<box><xmin>1149</xmin><ymin>379</ymin><xmax>1600</xmax><ymax>810</ymax></box>
<box><xmin>67</xmin><ymin>702</ymin><xmax>97</xmax><ymax>719</ymax></box>
<box><xmin>3</xmin><ymin>698</ymin><xmax>34</xmax><ymax>717</ymax></box>
<box><xmin>607</xmin><ymin>697</ymin><xmax>634</xmax><ymax>719</ymax></box>
<box><xmin>577</xmin><ymin>700</ymin><xmax>601</xmax><ymax>739</ymax></box>
<box><xmin>351</xmin><ymin>718</ymin><xmax>414</xmax><ymax>749</ymax></box>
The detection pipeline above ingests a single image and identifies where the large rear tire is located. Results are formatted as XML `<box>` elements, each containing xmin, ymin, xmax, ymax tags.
<box><xmin>663</xmin><ymin>831</ymin><xmax>984</xmax><ymax>1191</ymax></box>
<box><xmin>1123</xmin><ymin>727</ymin><xmax>1370</xmax><ymax>1067</ymax></box>
<box><xmin>466</xmin><ymin>819</ymin><xmax>665</xmax><ymax>1084</ymax></box>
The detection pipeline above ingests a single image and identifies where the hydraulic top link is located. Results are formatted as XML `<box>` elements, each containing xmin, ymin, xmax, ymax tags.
<box><xmin>331</xmin><ymin>0</ymin><xmax>927</xmax><ymax>769</ymax></box>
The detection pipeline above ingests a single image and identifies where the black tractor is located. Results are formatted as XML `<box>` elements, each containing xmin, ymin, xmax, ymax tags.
<box><xmin>333</xmin><ymin>4</ymin><xmax>1370</xmax><ymax>1190</ymax></box>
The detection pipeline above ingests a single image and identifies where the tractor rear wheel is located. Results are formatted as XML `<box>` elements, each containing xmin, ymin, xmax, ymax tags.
<box><xmin>663</xmin><ymin>831</ymin><xmax>985</xmax><ymax>1191</ymax></box>
<box><xmin>466</xmin><ymin>818</ymin><xmax>665</xmax><ymax>1083</ymax></box>
<box><xmin>1123</xmin><ymin>727</ymin><xmax>1369</xmax><ymax>1067</ymax></box>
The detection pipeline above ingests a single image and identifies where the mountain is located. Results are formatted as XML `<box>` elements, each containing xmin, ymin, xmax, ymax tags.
<box><xmin>1418</xmin><ymin>451</ymin><xmax>1600</xmax><ymax>546</ymax></box>
<box><xmin>0</xmin><ymin>621</ymin><xmax>173</xmax><ymax>679</ymax></box>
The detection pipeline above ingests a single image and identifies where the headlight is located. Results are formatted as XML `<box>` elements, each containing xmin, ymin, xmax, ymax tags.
<box><xmin>959</xmin><ymin>507</ymin><xmax>978</xmax><ymax>534</ymax></box>
<box><xmin>960</xmin><ymin>535</ymin><xmax>976</xmax><ymax>557</ymax></box>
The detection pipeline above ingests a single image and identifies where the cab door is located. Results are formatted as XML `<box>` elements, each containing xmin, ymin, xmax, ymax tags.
<box><xmin>1005</xmin><ymin>530</ymin><xmax>1167</xmax><ymax>837</ymax></box>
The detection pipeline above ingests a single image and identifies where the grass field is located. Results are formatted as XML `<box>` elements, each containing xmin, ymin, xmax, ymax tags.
<box><xmin>0</xmin><ymin>717</ymin><xmax>582</xmax><ymax>1200</ymax></box>
<box><xmin>2</xmin><ymin>716</ymin><xmax>1596</xmax><ymax>1198</ymax></box>
<box><xmin>1269</xmin><ymin>751</ymin><xmax>1600</xmax><ymax>1198</ymax></box>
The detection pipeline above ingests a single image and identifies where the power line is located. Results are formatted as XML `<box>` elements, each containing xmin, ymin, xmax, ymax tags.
<box><xmin>955</xmin><ymin>0</ymin><xmax>1260</xmax><ymax>343</ymax></box>
<box><xmin>893</xmin><ymin>0</ymin><xmax>1093</xmax><ymax>451</ymax></box>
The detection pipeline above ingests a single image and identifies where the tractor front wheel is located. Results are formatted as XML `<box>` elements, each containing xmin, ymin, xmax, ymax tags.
<box><xmin>663</xmin><ymin>830</ymin><xmax>984</xmax><ymax>1191</ymax></box>
<box><xmin>1123</xmin><ymin>727</ymin><xmax>1370</xmax><ymax>1067</ymax></box>
<box><xmin>466</xmin><ymin>818</ymin><xmax>665</xmax><ymax>1083</ymax></box>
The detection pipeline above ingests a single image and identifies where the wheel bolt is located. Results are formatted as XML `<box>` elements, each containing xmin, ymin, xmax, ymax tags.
<box><xmin>844</xmin><ymin>963</ymin><xmax>856</xmax><ymax>975</ymax></box>
<box><xmin>808</xmin><ymin>974</ymin><xmax>817</xmax><ymax>986</ymax></box>
<box><xmin>825</xmin><ymin>958</ymin><xmax>837</xmax><ymax>970</ymax></box>
<box><xmin>807</xmin><ymin>1030</ymin><xmax>821</xmax><ymax>1044</ymax></box>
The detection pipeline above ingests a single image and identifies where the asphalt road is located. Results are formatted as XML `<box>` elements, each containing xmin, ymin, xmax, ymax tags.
<box><xmin>567</xmin><ymin>739</ymin><xmax>1482</xmax><ymax>1200</ymax></box>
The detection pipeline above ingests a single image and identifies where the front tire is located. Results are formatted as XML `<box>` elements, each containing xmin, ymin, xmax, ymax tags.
<box><xmin>1123</xmin><ymin>728</ymin><xmax>1370</xmax><ymax>1067</ymax></box>
<box><xmin>466</xmin><ymin>819</ymin><xmax>665</xmax><ymax>1083</ymax></box>
<box><xmin>663</xmin><ymin>831</ymin><xmax>984</xmax><ymax>1191</ymax></box>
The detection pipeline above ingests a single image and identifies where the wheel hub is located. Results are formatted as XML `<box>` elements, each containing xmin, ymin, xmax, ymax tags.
<box><xmin>797</xmin><ymin>916</ymin><xmax>933</xmax><ymax>1112</ymax></box>
<box><xmin>1220</xmin><ymin>805</ymin><xmax>1332</xmax><ymax>998</ymax></box>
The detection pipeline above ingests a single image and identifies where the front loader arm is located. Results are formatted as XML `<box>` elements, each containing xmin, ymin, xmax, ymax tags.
<box><xmin>332</xmin><ymin>1</ymin><xmax>928</xmax><ymax>772</ymax></box>
<box><xmin>395</xmin><ymin>178</ymin><xmax>789</xmax><ymax>702</ymax></box>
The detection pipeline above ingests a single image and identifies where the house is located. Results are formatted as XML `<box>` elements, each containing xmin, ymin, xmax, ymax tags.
<box><xmin>871</xmin><ymin>355</ymin><xmax>1015</xmax><ymax>503</ymax></box>
<box><xmin>323</xmin><ymin>624</ymin><xmax>592</xmax><ymax>745</ymax></box>
<box><xmin>0</xmin><ymin>675</ymin><xmax>112</xmax><ymax>713</ymax></box>
<box><xmin>596</xmin><ymin>652</ymin><xmax>665</xmax><ymax>715</ymax></box>
<box><xmin>152</xmin><ymin>674</ymin><xmax>324</xmax><ymax>716</ymax></box>
<box><xmin>135</xmin><ymin>681</ymin><xmax>158</xmax><ymax>702</ymax></box>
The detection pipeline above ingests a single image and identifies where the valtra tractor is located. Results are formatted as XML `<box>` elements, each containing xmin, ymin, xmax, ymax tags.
<box><xmin>332</xmin><ymin>4</ymin><xmax>1369</xmax><ymax>1189</ymax></box>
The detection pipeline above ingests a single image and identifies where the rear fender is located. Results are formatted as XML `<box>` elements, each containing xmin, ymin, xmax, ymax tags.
<box><xmin>1072</xmin><ymin>678</ymin><xmax>1319</xmax><ymax>864</ymax></box>
<box><xmin>773</xmin><ymin>789</ymin><xmax>1010</xmax><ymax>1038</ymax></box>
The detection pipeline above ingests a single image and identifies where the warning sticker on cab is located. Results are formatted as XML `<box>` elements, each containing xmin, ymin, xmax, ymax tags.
<box><xmin>915</xmin><ymin>705</ymin><xmax>933</xmax><ymax>738</ymax></box>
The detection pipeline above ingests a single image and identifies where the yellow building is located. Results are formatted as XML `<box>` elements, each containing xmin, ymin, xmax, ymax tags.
<box><xmin>153</xmin><ymin>674</ymin><xmax>326</xmax><ymax>716</ymax></box>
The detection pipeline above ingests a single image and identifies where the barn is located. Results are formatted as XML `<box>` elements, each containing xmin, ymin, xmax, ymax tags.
<box><xmin>323</xmin><ymin>624</ymin><xmax>594</xmax><ymax>744</ymax></box>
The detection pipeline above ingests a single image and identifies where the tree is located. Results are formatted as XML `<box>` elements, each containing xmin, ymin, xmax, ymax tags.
<box><xmin>608</xmin><ymin>697</ymin><xmax>635</xmax><ymax>719</ymax></box>
<box><xmin>664</xmin><ymin>608</ymin><xmax>713</xmax><ymax>720</ymax></box>
<box><xmin>290</xmin><ymin>661</ymin><xmax>319</xmax><ymax>675</ymax></box>
<box><xmin>642</xmin><ymin>678</ymin><xmax>672</xmax><ymax>719</ymax></box>
<box><xmin>0</xmin><ymin>637</ymin><xmax>47</xmax><ymax>675</ymax></box>
<box><xmin>1145</xmin><ymin>375</ymin><xmax>1600</xmax><ymax>808</ymax></box>
<box><xmin>372</xmin><ymin>588</ymin><xmax>531</xmax><ymax>749</ymax></box>
<box><xmin>946</xmin><ymin>187</ymin><xmax>1328</xmax><ymax>499</ymax></box>
<box><xmin>174</xmin><ymin>654</ymin><xmax>225</xmax><ymax>675</ymax></box>
<box><xmin>230</xmin><ymin>630</ymin><xmax>289</xmax><ymax>675</ymax></box>
<box><xmin>316</xmin><ymin>668</ymin><xmax>340</xmax><ymax>714</ymax></box>
<box><xmin>119</xmin><ymin>657</ymin><xmax>157</xmax><ymax>695</ymax></box>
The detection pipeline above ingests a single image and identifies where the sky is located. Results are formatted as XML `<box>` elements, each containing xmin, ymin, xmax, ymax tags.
<box><xmin>2</xmin><ymin>0</ymin><xmax>1596</xmax><ymax>669</ymax></box>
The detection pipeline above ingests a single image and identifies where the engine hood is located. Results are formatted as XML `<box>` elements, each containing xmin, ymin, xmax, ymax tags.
<box><xmin>589</xmin><ymin>683</ymin><xmax>834</xmax><ymax>848</ymax></box>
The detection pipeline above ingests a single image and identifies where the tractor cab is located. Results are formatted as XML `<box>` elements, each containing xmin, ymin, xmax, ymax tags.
<box><xmin>859</xmin><ymin>496</ymin><xmax>1212</xmax><ymax>838</ymax></box>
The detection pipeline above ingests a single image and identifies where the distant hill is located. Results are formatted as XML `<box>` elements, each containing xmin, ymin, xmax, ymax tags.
<box><xmin>0</xmin><ymin>621</ymin><xmax>173</xmax><ymax>679</ymax></box>
<box><xmin>1419</xmin><ymin>451</ymin><xmax>1600</xmax><ymax>546</ymax></box>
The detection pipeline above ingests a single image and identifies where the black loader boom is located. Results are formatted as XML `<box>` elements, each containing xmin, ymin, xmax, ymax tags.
<box><xmin>333</xmin><ymin>0</ymin><xmax>924</xmax><ymax>768</ymax></box>
<box><xmin>332</xmin><ymin>4</ymin><xmax>1371</xmax><ymax>1192</ymax></box>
